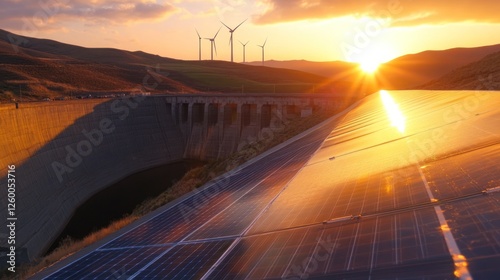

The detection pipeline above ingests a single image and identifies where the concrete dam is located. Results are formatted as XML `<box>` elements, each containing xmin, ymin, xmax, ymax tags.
<box><xmin>0</xmin><ymin>93</ymin><xmax>349</xmax><ymax>261</ymax></box>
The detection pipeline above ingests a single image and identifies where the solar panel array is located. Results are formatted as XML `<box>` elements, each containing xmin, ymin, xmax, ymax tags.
<box><xmin>38</xmin><ymin>90</ymin><xmax>500</xmax><ymax>279</ymax></box>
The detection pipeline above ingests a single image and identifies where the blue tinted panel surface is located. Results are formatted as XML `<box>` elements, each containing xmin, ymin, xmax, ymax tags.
<box><xmin>44</xmin><ymin>247</ymin><xmax>167</xmax><ymax>280</ymax></box>
<box><xmin>134</xmin><ymin>240</ymin><xmax>234</xmax><ymax>279</ymax></box>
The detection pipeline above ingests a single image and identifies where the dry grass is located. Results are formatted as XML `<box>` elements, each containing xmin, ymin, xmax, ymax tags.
<box><xmin>15</xmin><ymin>108</ymin><xmax>337</xmax><ymax>279</ymax></box>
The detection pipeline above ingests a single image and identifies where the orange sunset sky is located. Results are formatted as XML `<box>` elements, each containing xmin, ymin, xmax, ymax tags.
<box><xmin>2</xmin><ymin>0</ymin><xmax>500</xmax><ymax>64</ymax></box>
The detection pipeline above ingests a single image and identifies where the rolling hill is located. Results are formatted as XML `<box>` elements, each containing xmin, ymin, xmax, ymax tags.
<box><xmin>419</xmin><ymin>50</ymin><xmax>500</xmax><ymax>90</ymax></box>
<box><xmin>377</xmin><ymin>44</ymin><xmax>500</xmax><ymax>89</ymax></box>
<box><xmin>0</xmin><ymin>29</ymin><xmax>328</xmax><ymax>101</ymax></box>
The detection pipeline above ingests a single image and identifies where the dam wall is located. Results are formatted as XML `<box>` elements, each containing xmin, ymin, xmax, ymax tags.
<box><xmin>0</xmin><ymin>93</ymin><xmax>349</xmax><ymax>261</ymax></box>
<box><xmin>0</xmin><ymin>96</ymin><xmax>184</xmax><ymax>261</ymax></box>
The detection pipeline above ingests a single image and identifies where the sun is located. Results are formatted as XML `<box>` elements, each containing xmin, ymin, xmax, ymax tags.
<box><xmin>359</xmin><ymin>59</ymin><xmax>381</xmax><ymax>73</ymax></box>
<box><xmin>353</xmin><ymin>44</ymin><xmax>397</xmax><ymax>74</ymax></box>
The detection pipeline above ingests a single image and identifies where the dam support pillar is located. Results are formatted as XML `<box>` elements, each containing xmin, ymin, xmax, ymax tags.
<box><xmin>203</xmin><ymin>103</ymin><xmax>210</xmax><ymax>138</ymax></box>
<box><xmin>187</xmin><ymin>103</ymin><xmax>194</xmax><ymax>133</ymax></box>
<box><xmin>218</xmin><ymin>103</ymin><xmax>225</xmax><ymax>144</ymax></box>
<box><xmin>256</xmin><ymin>104</ymin><xmax>263</xmax><ymax>132</ymax></box>
<box><xmin>236</xmin><ymin>103</ymin><xmax>242</xmax><ymax>138</ymax></box>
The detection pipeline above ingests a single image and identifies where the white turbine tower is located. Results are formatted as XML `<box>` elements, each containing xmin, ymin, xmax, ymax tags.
<box><xmin>239</xmin><ymin>40</ymin><xmax>249</xmax><ymax>63</ymax></box>
<box><xmin>195</xmin><ymin>29</ymin><xmax>202</xmax><ymax>60</ymax></box>
<box><xmin>205</xmin><ymin>27</ymin><xmax>221</xmax><ymax>61</ymax></box>
<box><xmin>258</xmin><ymin>38</ymin><xmax>267</xmax><ymax>65</ymax></box>
<box><xmin>221</xmin><ymin>19</ymin><xmax>247</xmax><ymax>63</ymax></box>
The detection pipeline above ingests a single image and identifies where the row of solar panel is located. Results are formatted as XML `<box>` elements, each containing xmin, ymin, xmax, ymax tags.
<box><xmin>102</xmin><ymin>122</ymin><xmax>335</xmax><ymax>249</ymax></box>
<box><xmin>48</xmin><ymin>194</ymin><xmax>500</xmax><ymax>279</ymax></box>
<box><xmin>44</xmin><ymin>116</ymin><xmax>343</xmax><ymax>279</ymax></box>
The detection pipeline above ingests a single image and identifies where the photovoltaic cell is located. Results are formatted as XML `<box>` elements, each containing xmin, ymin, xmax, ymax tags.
<box><xmin>247</xmin><ymin>162</ymin><xmax>431</xmax><ymax>235</ymax></box>
<box><xmin>185</xmin><ymin>169</ymin><xmax>300</xmax><ymax>240</ymax></box>
<box><xmin>43</xmin><ymin>246</ymin><xmax>168</xmax><ymax>279</ymax></box>
<box><xmin>422</xmin><ymin>144</ymin><xmax>500</xmax><ymax>199</ymax></box>
<box><xmin>207</xmin><ymin>208</ymin><xmax>454</xmax><ymax>280</ymax></box>
<box><xmin>133</xmin><ymin>240</ymin><xmax>234</xmax><ymax>279</ymax></box>
<box><xmin>440</xmin><ymin>192</ymin><xmax>500</xmax><ymax>278</ymax></box>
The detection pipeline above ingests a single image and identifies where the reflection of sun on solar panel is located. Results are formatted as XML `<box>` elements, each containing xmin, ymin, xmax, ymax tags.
<box><xmin>380</xmin><ymin>90</ymin><xmax>406</xmax><ymax>133</ymax></box>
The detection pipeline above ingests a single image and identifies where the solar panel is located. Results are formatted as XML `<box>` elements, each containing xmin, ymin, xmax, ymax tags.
<box><xmin>36</xmin><ymin>91</ymin><xmax>500</xmax><ymax>279</ymax></box>
<box><xmin>44</xmin><ymin>246</ymin><xmax>168</xmax><ymax>279</ymax></box>
<box><xmin>102</xmin><ymin>131</ymin><xmax>330</xmax><ymax>249</ymax></box>
<box><xmin>207</xmin><ymin>208</ymin><xmax>454</xmax><ymax>279</ymax></box>
<box><xmin>440</xmin><ymin>193</ymin><xmax>500</xmax><ymax>278</ymax></box>
<box><xmin>132</xmin><ymin>240</ymin><xmax>234</xmax><ymax>279</ymax></box>
<box><xmin>185</xmin><ymin>169</ymin><xmax>300</xmax><ymax>241</ymax></box>
<box><xmin>246</xmin><ymin>161</ymin><xmax>433</xmax><ymax>235</ymax></box>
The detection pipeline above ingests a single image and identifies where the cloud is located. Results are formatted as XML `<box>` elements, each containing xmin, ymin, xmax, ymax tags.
<box><xmin>0</xmin><ymin>0</ymin><xmax>177</xmax><ymax>31</ymax></box>
<box><xmin>253</xmin><ymin>0</ymin><xmax>500</xmax><ymax>26</ymax></box>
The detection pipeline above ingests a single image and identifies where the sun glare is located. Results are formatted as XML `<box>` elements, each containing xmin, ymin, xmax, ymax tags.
<box><xmin>354</xmin><ymin>44</ymin><xmax>397</xmax><ymax>74</ymax></box>
<box><xmin>360</xmin><ymin>60</ymin><xmax>381</xmax><ymax>73</ymax></box>
<box><xmin>380</xmin><ymin>90</ymin><xmax>406</xmax><ymax>133</ymax></box>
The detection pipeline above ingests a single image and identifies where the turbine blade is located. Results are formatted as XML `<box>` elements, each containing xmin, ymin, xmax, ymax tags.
<box><xmin>214</xmin><ymin>27</ymin><xmax>222</xmax><ymax>38</ymax></box>
<box><xmin>214</xmin><ymin>41</ymin><xmax>218</xmax><ymax>56</ymax></box>
<box><xmin>233</xmin><ymin>19</ymin><xmax>247</xmax><ymax>31</ymax></box>
<box><xmin>220</xmin><ymin>21</ymin><xmax>231</xmax><ymax>30</ymax></box>
<box><xmin>245</xmin><ymin>40</ymin><xmax>249</xmax><ymax>45</ymax></box>
<box><xmin>263</xmin><ymin>38</ymin><xmax>268</xmax><ymax>47</ymax></box>
<box><xmin>195</xmin><ymin>28</ymin><xmax>201</xmax><ymax>39</ymax></box>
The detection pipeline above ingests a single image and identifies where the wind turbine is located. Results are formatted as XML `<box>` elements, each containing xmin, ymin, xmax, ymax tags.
<box><xmin>258</xmin><ymin>38</ymin><xmax>267</xmax><ymax>65</ymax></box>
<box><xmin>195</xmin><ymin>29</ymin><xmax>202</xmax><ymax>60</ymax></box>
<box><xmin>239</xmin><ymin>40</ymin><xmax>249</xmax><ymax>63</ymax></box>
<box><xmin>205</xmin><ymin>27</ymin><xmax>221</xmax><ymax>61</ymax></box>
<box><xmin>221</xmin><ymin>19</ymin><xmax>247</xmax><ymax>62</ymax></box>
